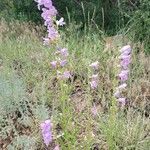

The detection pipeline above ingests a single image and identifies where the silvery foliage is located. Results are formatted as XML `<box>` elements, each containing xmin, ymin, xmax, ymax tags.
<box><xmin>0</xmin><ymin>69</ymin><xmax>49</xmax><ymax>149</ymax></box>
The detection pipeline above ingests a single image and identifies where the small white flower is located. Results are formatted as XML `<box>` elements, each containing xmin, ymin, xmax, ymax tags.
<box><xmin>56</xmin><ymin>17</ymin><xmax>66</xmax><ymax>26</ymax></box>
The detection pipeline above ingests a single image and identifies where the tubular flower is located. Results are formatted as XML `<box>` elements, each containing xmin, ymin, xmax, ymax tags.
<box><xmin>90</xmin><ymin>79</ymin><xmax>98</xmax><ymax>89</ymax></box>
<box><xmin>40</xmin><ymin>119</ymin><xmax>52</xmax><ymax>147</ymax></box>
<box><xmin>118</xmin><ymin>70</ymin><xmax>129</xmax><ymax>82</ymax></box>
<box><xmin>114</xmin><ymin>45</ymin><xmax>132</xmax><ymax>106</ymax></box>
<box><xmin>62</xmin><ymin>71</ymin><xmax>71</xmax><ymax>79</ymax></box>
<box><xmin>58</xmin><ymin>48</ymin><xmax>69</xmax><ymax>57</ymax></box>
<box><xmin>50</xmin><ymin>61</ymin><xmax>57</xmax><ymax>68</ymax></box>
<box><xmin>60</xmin><ymin>59</ymin><xmax>67</xmax><ymax>67</ymax></box>
<box><xmin>35</xmin><ymin>0</ymin><xmax>58</xmax><ymax>44</ymax></box>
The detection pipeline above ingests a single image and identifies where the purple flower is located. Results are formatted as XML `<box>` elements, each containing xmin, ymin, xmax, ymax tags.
<box><xmin>40</xmin><ymin>119</ymin><xmax>52</xmax><ymax>147</ymax></box>
<box><xmin>50</xmin><ymin>61</ymin><xmax>57</xmax><ymax>68</ymax></box>
<box><xmin>90</xmin><ymin>80</ymin><xmax>98</xmax><ymax>89</ymax></box>
<box><xmin>36</xmin><ymin>0</ymin><xmax>56</xmax><ymax>11</ymax></box>
<box><xmin>89</xmin><ymin>61</ymin><xmax>99</xmax><ymax>70</ymax></box>
<box><xmin>118</xmin><ymin>70</ymin><xmax>129</xmax><ymax>82</ymax></box>
<box><xmin>56</xmin><ymin>17</ymin><xmax>66</xmax><ymax>26</ymax></box>
<box><xmin>62</xmin><ymin>71</ymin><xmax>71</xmax><ymax>79</ymax></box>
<box><xmin>120</xmin><ymin>54</ymin><xmax>131</xmax><ymax>59</ymax></box>
<box><xmin>48</xmin><ymin>27</ymin><xmax>59</xmax><ymax>40</ymax></box>
<box><xmin>60</xmin><ymin>59</ymin><xmax>67</xmax><ymax>67</ymax></box>
<box><xmin>117</xmin><ymin>98</ymin><xmax>126</xmax><ymax>106</ymax></box>
<box><xmin>120</xmin><ymin>55</ymin><xmax>131</xmax><ymax>69</ymax></box>
<box><xmin>58</xmin><ymin>48</ymin><xmax>69</xmax><ymax>57</ymax></box>
<box><xmin>120</xmin><ymin>45</ymin><xmax>131</xmax><ymax>54</ymax></box>
<box><xmin>42</xmin><ymin>0</ymin><xmax>53</xmax><ymax>9</ymax></box>
<box><xmin>57</xmin><ymin>71</ymin><xmax>71</xmax><ymax>79</ymax></box>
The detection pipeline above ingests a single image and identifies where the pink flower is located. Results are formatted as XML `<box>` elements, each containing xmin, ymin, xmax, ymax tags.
<box><xmin>89</xmin><ymin>61</ymin><xmax>99</xmax><ymax>70</ymax></box>
<box><xmin>90</xmin><ymin>80</ymin><xmax>98</xmax><ymax>89</ymax></box>
<box><xmin>50</xmin><ymin>61</ymin><xmax>57</xmax><ymax>68</ymax></box>
<box><xmin>56</xmin><ymin>17</ymin><xmax>66</xmax><ymax>26</ymax></box>
<box><xmin>118</xmin><ymin>70</ymin><xmax>129</xmax><ymax>82</ymax></box>
<box><xmin>40</xmin><ymin>119</ymin><xmax>52</xmax><ymax>147</ymax></box>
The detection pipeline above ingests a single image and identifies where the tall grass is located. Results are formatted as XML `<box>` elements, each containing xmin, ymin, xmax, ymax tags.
<box><xmin>0</xmin><ymin>20</ymin><xmax>149</xmax><ymax>149</ymax></box>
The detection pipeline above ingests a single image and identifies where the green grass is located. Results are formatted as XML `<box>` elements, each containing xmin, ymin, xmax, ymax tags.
<box><xmin>0</xmin><ymin>20</ymin><xmax>149</xmax><ymax>149</ymax></box>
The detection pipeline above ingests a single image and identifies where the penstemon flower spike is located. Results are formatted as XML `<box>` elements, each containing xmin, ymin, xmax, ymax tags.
<box><xmin>114</xmin><ymin>45</ymin><xmax>132</xmax><ymax>107</ymax></box>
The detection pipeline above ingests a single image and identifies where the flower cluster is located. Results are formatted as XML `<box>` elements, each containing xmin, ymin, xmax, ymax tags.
<box><xmin>114</xmin><ymin>45</ymin><xmax>132</xmax><ymax>106</ymax></box>
<box><xmin>89</xmin><ymin>61</ymin><xmax>99</xmax><ymax>89</ymax></box>
<box><xmin>35</xmin><ymin>0</ymin><xmax>65</xmax><ymax>45</ymax></box>
<box><xmin>35</xmin><ymin>1</ymin><xmax>66</xmax><ymax>148</ymax></box>
<box><xmin>50</xmin><ymin>47</ymin><xmax>71</xmax><ymax>79</ymax></box>
<box><xmin>40</xmin><ymin>119</ymin><xmax>52</xmax><ymax>147</ymax></box>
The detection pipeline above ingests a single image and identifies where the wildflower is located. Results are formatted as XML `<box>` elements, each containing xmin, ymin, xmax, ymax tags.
<box><xmin>58</xmin><ymin>48</ymin><xmax>69</xmax><ymax>57</ymax></box>
<box><xmin>117</xmin><ymin>98</ymin><xmax>126</xmax><ymax>106</ymax></box>
<box><xmin>42</xmin><ymin>0</ymin><xmax>53</xmax><ymax>9</ymax></box>
<box><xmin>90</xmin><ymin>80</ymin><xmax>98</xmax><ymax>89</ymax></box>
<box><xmin>118</xmin><ymin>83</ymin><xmax>127</xmax><ymax>90</ymax></box>
<box><xmin>60</xmin><ymin>59</ymin><xmax>67</xmax><ymax>67</ymax></box>
<box><xmin>114</xmin><ymin>45</ymin><xmax>132</xmax><ymax>106</ymax></box>
<box><xmin>119</xmin><ymin>54</ymin><xmax>131</xmax><ymax>60</ymax></box>
<box><xmin>62</xmin><ymin>71</ymin><xmax>71</xmax><ymax>79</ymax></box>
<box><xmin>89</xmin><ymin>61</ymin><xmax>99</xmax><ymax>70</ymax></box>
<box><xmin>56</xmin><ymin>17</ymin><xmax>66</xmax><ymax>26</ymax></box>
<box><xmin>48</xmin><ymin>27</ymin><xmax>59</xmax><ymax>40</ymax></box>
<box><xmin>120</xmin><ymin>56</ymin><xmax>131</xmax><ymax>69</ymax></box>
<box><xmin>118</xmin><ymin>70</ymin><xmax>129</xmax><ymax>82</ymax></box>
<box><xmin>36</xmin><ymin>0</ymin><xmax>55</xmax><ymax>11</ymax></box>
<box><xmin>120</xmin><ymin>45</ymin><xmax>131</xmax><ymax>54</ymax></box>
<box><xmin>35</xmin><ymin>0</ymin><xmax>58</xmax><ymax>43</ymax></box>
<box><xmin>50</xmin><ymin>61</ymin><xmax>57</xmax><ymax>68</ymax></box>
<box><xmin>40</xmin><ymin>119</ymin><xmax>52</xmax><ymax>147</ymax></box>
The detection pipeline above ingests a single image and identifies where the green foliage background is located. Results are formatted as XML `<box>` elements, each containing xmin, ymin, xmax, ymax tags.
<box><xmin>0</xmin><ymin>0</ymin><xmax>149</xmax><ymax>53</ymax></box>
